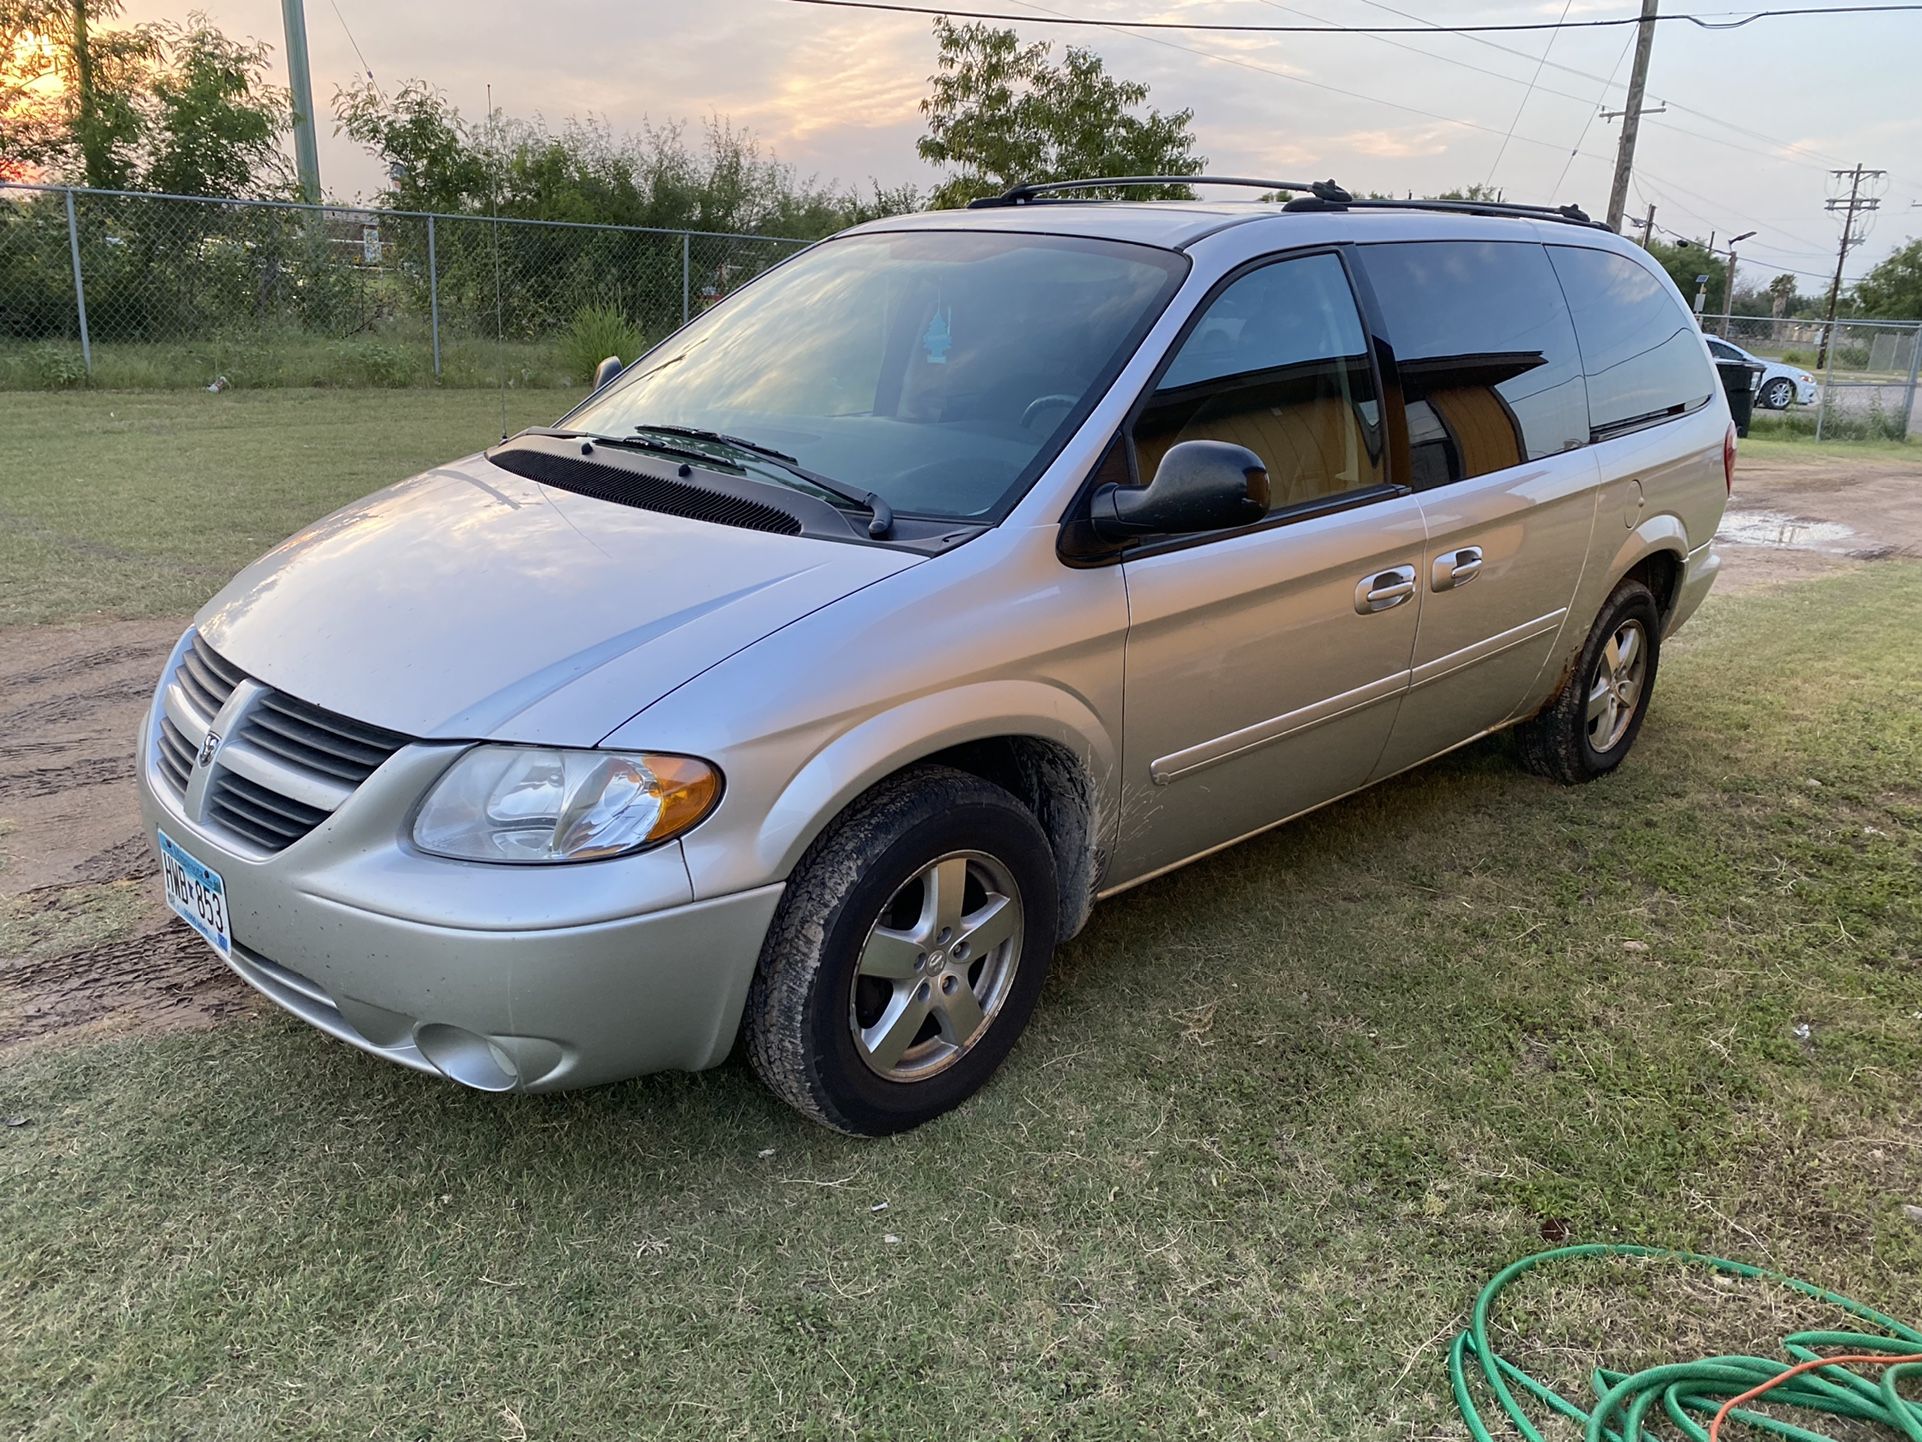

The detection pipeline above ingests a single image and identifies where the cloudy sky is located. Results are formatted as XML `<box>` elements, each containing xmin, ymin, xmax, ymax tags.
<box><xmin>122</xmin><ymin>0</ymin><xmax>1922</xmax><ymax>283</ymax></box>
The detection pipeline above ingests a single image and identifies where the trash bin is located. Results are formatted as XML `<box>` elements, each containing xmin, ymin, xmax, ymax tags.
<box><xmin>1716</xmin><ymin>357</ymin><xmax>1761</xmax><ymax>437</ymax></box>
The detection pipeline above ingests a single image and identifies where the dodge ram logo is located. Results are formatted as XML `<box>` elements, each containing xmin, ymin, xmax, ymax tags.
<box><xmin>197</xmin><ymin>730</ymin><xmax>221</xmax><ymax>767</ymax></box>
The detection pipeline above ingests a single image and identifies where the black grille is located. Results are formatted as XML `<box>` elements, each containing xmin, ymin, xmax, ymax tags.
<box><xmin>153</xmin><ymin>636</ymin><xmax>415</xmax><ymax>854</ymax></box>
<box><xmin>206</xmin><ymin>768</ymin><xmax>334</xmax><ymax>852</ymax></box>
<box><xmin>238</xmin><ymin>691</ymin><xmax>409</xmax><ymax>786</ymax></box>
<box><xmin>178</xmin><ymin>636</ymin><xmax>244</xmax><ymax>719</ymax></box>
<box><xmin>488</xmin><ymin>446</ymin><xmax>804</xmax><ymax>535</ymax></box>
<box><xmin>155</xmin><ymin>715</ymin><xmax>196</xmax><ymax>797</ymax></box>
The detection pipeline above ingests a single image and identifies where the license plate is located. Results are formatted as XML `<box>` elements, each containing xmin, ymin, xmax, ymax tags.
<box><xmin>158</xmin><ymin>828</ymin><xmax>231</xmax><ymax>960</ymax></box>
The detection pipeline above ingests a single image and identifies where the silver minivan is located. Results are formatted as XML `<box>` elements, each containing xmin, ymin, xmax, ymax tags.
<box><xmin>140</xmin><ymin>181</ymin><xmax>1731</xmax><ymax>1133</ymax></box>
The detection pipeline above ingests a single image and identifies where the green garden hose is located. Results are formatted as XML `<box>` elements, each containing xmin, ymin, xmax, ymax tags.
<box><xmin>1449</xmin><ymin>1245</ymin><xmax>1922</xmax><ymax>1442</ymax></box>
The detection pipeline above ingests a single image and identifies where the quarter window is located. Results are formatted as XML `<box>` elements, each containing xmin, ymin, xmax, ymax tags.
<box><xmin>1549</xmin><ymin>244</ymin><xmax>1716</xmax><ymax>437</ymax></box>
<box><xmin>1360</xmin><ymin>241</ymin><xmax>1588</xmax><ymax>487</ymax></box>
<box><xmin>1132</xmin><ymin>252</ymin><xmax>1385</xmax><ymax>516</ymax></box>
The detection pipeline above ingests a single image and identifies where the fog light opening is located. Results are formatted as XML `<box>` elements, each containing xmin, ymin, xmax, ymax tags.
<box><xmin>414</xmin><ymin>1023</ymin><xmax>519</xmax><ymax>1092</ymax></box>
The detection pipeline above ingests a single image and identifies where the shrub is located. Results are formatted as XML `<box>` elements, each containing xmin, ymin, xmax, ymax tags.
<box><xmin>557</xmin><ymin>304</ymin><xmax>644</xmax><ymax>385</ymax></box>
<box><xmin>27</xmin><ymin>345</ymin><xmax>90</xmax><ymax>388</ymax></box>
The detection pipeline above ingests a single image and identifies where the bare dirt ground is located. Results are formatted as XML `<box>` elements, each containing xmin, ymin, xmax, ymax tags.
<box><xmin>3</xmin><ymin>448</ymin><xmax>1919</xmax><ymax>1056</ymax></box>
<box><xmin>1714</xmin><ymin>449</ymin><xmax>1922</xmax><ymax>593</ymax></box>
<box><xmin>0</xmin><ymin>618</ymin><xmax>258</xmax><ymax>1049</ymax></box>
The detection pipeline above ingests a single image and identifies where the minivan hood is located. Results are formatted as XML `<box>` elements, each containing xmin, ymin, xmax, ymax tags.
<box><xmin>195</xmin><ymin>452</ymin><xmax>918</xmax><ymax>744</ymax></box>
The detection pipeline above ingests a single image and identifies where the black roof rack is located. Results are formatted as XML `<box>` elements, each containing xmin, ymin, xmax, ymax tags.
<box><xmin>963</xmin><ymin>174</ymin><xmax>1610</xmax><ymax>231</ymax></box>
<box><xmin>967</xmin><ymin>175</ymin><xmax>1354</xmax><ymax>208</ymax></box>
<box><xmin>1280</xmin><ymin>194</ymin><xmax>1609</xmax><ymax>230</ymax></box>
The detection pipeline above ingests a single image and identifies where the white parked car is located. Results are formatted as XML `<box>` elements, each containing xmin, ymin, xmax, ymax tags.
<box><xmin>1705</xmin><ymin>336</ymin><xmax>1817</xmax><ymax>409</ymax></box>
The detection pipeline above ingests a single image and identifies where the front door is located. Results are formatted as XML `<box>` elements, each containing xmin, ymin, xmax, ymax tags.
<box><xmin>1108</xmin><ymin>250</ymin><xmax>1425</xmax><ymax>885</ymax></box>
<box><xmin>1354</xmin><ymin>239</ymin><xmax>1601</xmax><ymax>779</ymax></box>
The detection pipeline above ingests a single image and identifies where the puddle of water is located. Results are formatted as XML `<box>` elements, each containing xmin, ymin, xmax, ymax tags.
<box><xmin>1717</xmin><ymin>510</ymin><xmax>1856</xmax><ymax>552</ymax></box>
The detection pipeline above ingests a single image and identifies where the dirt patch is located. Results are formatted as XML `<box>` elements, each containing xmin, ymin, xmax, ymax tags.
<box><xmin>0</xmin><ymin>615</ymin><xmax>254</xmax><ymax>1052</ymax></box>
<box><xmin>1715</xmin><ymin>451</ymin><xmax>1922</xmax><ymax>595</ymax></box>
<box><xmin>0</xmin><ymin>919</ymin><xmax>254</xmax><ymax>1048</ymax></box>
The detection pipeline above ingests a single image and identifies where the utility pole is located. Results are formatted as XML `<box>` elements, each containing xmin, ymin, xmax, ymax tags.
<box><xmin>1817</xmin><ymin>163</ymin><xmax>1883</xmax><ymax>370</ymax></box>
<box><xmin>1638</xmin><ymin>202</ymin><xmax>1657</xmax><ymax>248</ymax></box>
<box><xmin>1604</xmin><ymin>0</ymin><xmax>1661</xmax><ymax>232</ymax></box>
<box><xmin>281</xmin><ymin>0</ymin><xmax>321</xmax><ymax>204</ymax></box>
<box><xmin>1721</xmin><ymin>230</ymin><xmax>1755</xmax><ymax>336</ymax></box>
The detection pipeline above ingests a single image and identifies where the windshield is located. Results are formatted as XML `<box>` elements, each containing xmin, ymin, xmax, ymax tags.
<box><xmin>562</xmin><ymin>230</ymin><xmax>1187</xmax><ymax>522</ymax></box>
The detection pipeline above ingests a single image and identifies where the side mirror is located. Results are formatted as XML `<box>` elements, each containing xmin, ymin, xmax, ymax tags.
<box><xmin>591</xmin><ymin>355</ymin><xmax>625</xmax><ymax>391</ymax></box>
<box><xmin>1091</xmin><ymin>440</ymin><xmax>1269</xmax><ymax>541</ymax></box>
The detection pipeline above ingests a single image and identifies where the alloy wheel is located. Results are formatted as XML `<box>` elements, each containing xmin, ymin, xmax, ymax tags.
<box><xmin>849</xmin><ymin>850</ymin><xmax>1024</xmax><ymax>1081</ymax></box>
<box><xmin>1586</xmin><ymin>617</ymin><xmax>1648</xmax><ymax>753</ymax></box>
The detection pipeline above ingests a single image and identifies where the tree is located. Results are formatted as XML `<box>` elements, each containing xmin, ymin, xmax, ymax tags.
<box><xmin>916</xmin><ymin>19</ymin><xmax>1203</xmax><ymax>209</ymax></box>
<box><xmin>0</xmin><ymin>5</ymin><xmax>284</xmax><ymax>193</ymax></box>
<box><xmin>1766</xmin><ymin>272</ymin><xmax>1797</xmax><ymax>316</ymax></box>
<box><xmin>1645</xmin><ymin>236</ymin><xmax>1725</xmax><ymax>316</ymax></box>
<box><xmin>143</xmin><ymin>19</ymin><xmax>286</xmax><ymax>196</ymax></box>
<box><xmin>335</xmin><ymin>80</ymin><xmax>914</xmax><ymax>236</ymax></box>
<box><xmin>0</xmin><ymin>0</ymin><xmax>156</xmax><ymax>186</ymax></box>
<box><xmin>1850</xmin><ymin>239</ymin><xmax>1922</xmax><ymax>319</ymax></box>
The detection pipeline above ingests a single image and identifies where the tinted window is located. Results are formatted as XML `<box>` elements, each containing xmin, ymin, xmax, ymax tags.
<box><xmin>1133</xmin><ymin>252</ymin><xmax>1385</xmax><ymax>515</ymax></box>
<box><xmin>566</xmin><ymin>231</ymin><xmax>1186</xmax><ymax>522</ymax></box>
<box><xmin>1707</xmin><ymin>338</ymin><xmax>1740</xmax><ymax>361</ymax></box>
<box><xmin>1549</xmin><ymin>245</ymin><xmax>1716</xmax><ymax>436</ymax></box>
<box><xmin>1361</xmin><ymin>241</ymin><xmax>1588</xmax><ymax>487</ymax></box>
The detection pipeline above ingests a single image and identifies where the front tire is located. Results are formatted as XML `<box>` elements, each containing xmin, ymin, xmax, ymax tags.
<box><xmin>1517</xmin><ymin>579</ymin><xmax>1661</xmax><ymax>785</ymax></box>
<box><xmin>745</xmin><ymin>765</ymin><xmax>1059</xmax><ymax>1135</ymax></box>
<box><xmin>1760</xmin><ymin>377</ymin><xmax>1795</xmax><ymax>409</ymax></box>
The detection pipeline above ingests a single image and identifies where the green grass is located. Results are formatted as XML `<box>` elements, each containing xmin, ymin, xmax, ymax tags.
<box><xmin>3</xmin><ymin>548</ymin><xmax>1920</xmax><ymax>1436</ymax></box>
<box><xmin>0</xmin><ymin>390</ymin><xmax>574</xmax><ymax>626</ymax></box>
<box><xmin>0</xmin><ymin>331</ymin><xmax>586</xmax><ymax>392</ymax></box>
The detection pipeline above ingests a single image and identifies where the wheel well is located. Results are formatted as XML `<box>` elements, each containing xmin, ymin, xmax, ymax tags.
<box><xmin>918</xmin><ymin>736</ymin><xmax>1100</xmax><ymax>942</ymax></box>
<box><xmin>1625</xmin><ymin>549</ymin><xmax>1682</xmax><ymax>625</ymax></box>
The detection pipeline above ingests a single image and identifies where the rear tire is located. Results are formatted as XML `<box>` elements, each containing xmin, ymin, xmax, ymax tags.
<box><xmin>745</xmin><ymin>765</ymin><xmax>1059</xmax><ymax>1135</ymax></box>
<box><xmin>1517</xmin><ymin>579</ymin><xmax>1661</xmax><ymax>786</ymax></box>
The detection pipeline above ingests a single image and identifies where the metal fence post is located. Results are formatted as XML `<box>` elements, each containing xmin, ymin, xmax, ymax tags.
<box><xmin>1901</xmin><ymin>322</ymin><xmax>1922</xmax><ymax>441</ymax></box>
<box><xmin>1816</xmin><ymin>331</ymin><xmax>1838</xmax><ymax>442</ymax></box>
<box><xmin>63</xmin><ymin>188</ymin><xmax>92</xmax><ymax>376</ymax></box>
<box><xmin>426</xmin><ymin>213</ymin><xmax>442</xmax><ymax>378</ymax></box>
<box><xmin>682</xmin><ymin>232</ymin><xmax>690</xmax><ymax>325</ymax></box>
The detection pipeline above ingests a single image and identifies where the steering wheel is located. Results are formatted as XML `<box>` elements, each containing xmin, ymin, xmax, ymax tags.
<box><xmin>1021</xmin><ymin>393</ymin><xmax>1079</xmax><ymax>430</ymax></box>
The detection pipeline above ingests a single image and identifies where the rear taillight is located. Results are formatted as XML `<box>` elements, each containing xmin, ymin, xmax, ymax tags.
<box><xmin>1723</xmin><ymin>423</ymin><xmax>1737</xmax><ymax>495</ymax></box>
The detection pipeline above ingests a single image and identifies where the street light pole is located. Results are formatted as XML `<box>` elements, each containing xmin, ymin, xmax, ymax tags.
<box><xmin>1723</xmin><ymin>230</ymin><xmax>1756</xmax><ymax>337</ymax></box>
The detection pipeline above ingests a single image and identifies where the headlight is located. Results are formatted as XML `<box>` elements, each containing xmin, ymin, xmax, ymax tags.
<box><xmin>1799</xmin><ymin>372</ymin><xmax>1813</xmax><ymax>383</ymax></box>
<box><xmin>413</xmin><ymin>746</ymin><xmax>720</xmax><ymax>863</ymax></box>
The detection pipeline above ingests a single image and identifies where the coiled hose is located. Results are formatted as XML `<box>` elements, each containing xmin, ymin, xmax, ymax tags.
<box><xmin>1449</xmin><ymin>1244</ymin><xmax>1922</xmax><ymax>1442</ymax></box>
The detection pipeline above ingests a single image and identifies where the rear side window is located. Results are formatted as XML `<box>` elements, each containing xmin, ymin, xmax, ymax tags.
<box><xmin>1360</xmin><ymin>241</ymin><xmax>1588</xmax><ymax>487</ymax></box>
<box><xmin>1548</xmin><ymin>245</ymin><xmax>1715</xmax><ymax>438</ymax></box>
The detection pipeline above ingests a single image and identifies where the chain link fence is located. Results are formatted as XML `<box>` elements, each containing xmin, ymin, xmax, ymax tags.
<box><xmin>0</xmin><ymin>183</ymin><xmax>810</xmax><ymax>391</ymax></box>
<box><xmin>1701</xmin><ymin>311</ymin><xmax>1922</xmax><ymax>441</ymax></box>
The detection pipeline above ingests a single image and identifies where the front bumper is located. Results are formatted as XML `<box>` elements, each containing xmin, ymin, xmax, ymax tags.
<box><xmin>136</xmin><ymin>664</ymin><xmax>782</xmax><ymax>1092</ymax></box>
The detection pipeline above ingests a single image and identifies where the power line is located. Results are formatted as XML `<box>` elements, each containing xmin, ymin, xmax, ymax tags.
<box><xmin>995</xmin><ymin>0</ymin><xmax>1623</xmax><ymax>163</ymax></box>
<box><xmin>1345</xmin><ymin>0</ymin><xmax>1861</xmax><ymax>175</ymax></box>
<box><xmin>328</xmin><ymin>0</ymin><xmax>380</xmax><ymax>95</ymax></box>
<box><xmin>1553</xmin><ymin>31</ymin><xmax>1637</xmax><ymax>197</ymax></box>
<box><xmin>777</xmin><ymin>0</ymin><xmax>1922</xmax><ymax>33</ymax></box>
<box><xmin>1485</xmin><ymin>0</ymin><xmax>1576</xmax><ymax>187</ymax></box>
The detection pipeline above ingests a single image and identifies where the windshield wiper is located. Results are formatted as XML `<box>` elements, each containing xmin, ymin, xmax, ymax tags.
<box><xmin>559</xmin><ymin>429</ymin><xmax>725</xmax><ymax>470</ymax></box>
<box><xmin>633</xmin><ymin>424</ymin><xmax>894</xmax><ymax>538</ymax></box>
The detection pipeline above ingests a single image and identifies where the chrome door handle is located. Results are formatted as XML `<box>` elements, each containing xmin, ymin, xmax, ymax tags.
<box><xmin>1432</xmin><ymin>546</ymin><xmax>1484</xmax><ymax>591</ymax></box>
<box><xmin>1355</xmin><ymin>564</ymin><xmax>1417</xmax><ymax>614</ymax></box>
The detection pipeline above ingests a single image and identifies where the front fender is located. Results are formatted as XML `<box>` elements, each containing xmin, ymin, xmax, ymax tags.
<box><xmin>673</xmin><ymin>680</ymin><xmax>1118</xmax><ymax>902</ymax></box>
